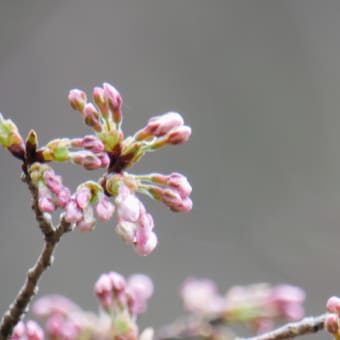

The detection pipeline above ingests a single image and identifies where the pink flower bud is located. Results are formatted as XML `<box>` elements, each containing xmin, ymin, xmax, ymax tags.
<box><xmin>327</xmin><ymin>297</ymin><xmax>340</xmax><ymax>314</ymax></box>
<box><xmin>68</xmin><ymin>89</ymin><xmax>87</xmax><ymax>112</ymax></box>
<box><xmin>117</xmin><ymin>193</ymin><xmax>141</xmax><ymax>222</ymax></box>
<box><xmin>166</xmin><ymin>173</ymin><xmax>192</xmax><ymax>198</ymax></box>
<box><xmin>76</xmin><ymin>206</ymin><xmax>95</xmax><ymax>232</ymax></box>
<box><xmin>166</xmin><ymin>125</ymin><xmax>191</xmax><ymax>145</ymax></box>
<box><xmin>81</xmin><ymin>135</ymin><xmax>104</xmax><ymax>153</ymax></box>
<box><xmin>75</xmin><ymin>186</ymin><xmax>92</xmax><ymax>209</ymax></box>
<box><xmin>180</xmin><ymin>278</ymin><xmax>224</xmax><ymax>315</ymax></box>
<box><xmin>95</xmin><ymin>197</ymin><xmax>115</xmax><ymax>222</ymax></box>
<box><xmin>83</xmin><ymin>103</ymin><xmax>102</xmax><ymax>131</ymax></box>
<box><xmin>103</xmin><ymin>82</ymin><xmax>123</xmax><ymax>112</ymax></box>
<box><xmin>56</xmin><ymin>187</ymin><xmax>71</xmax><ymax>208</ymax></box>
<box><xmin>38</xmin><ymin>196</ymin><xmax>55</xmax><ymax>213</ymax></box>
<box><xmin>98</xmin><ymin>152</ymin><xmax>110</xmax><ymax>168</ymax></box>
<box><xmin>127</xmin><ymin>274</ymin><xmax>154</xmax><ymax>315</ymax></box>
<box><xmin>325</xmin><ymin>313</ymin><xmax>340</xmax><ymax>335</ymax></box>
<box><xmin>108</xmin><ymin>271</ymin><xmax>127</xmax><ymax>292</ymax></box>
<box><xmin>146</xmin><ymin>112</ymin><xmax>184</xmax><ymax>137</ymax></box>
<box><xmin>135</xmin><ymin>230</ymin><xmax>158</xmax><ymax>256</ymax></box>
<box><xmin>116</xmin><ymin>220</ymin><xmax>137</xmax><ymax>243</ymax></box>
<box><xmin>33</xmin><ymin>295</ymin><xmax>80</xmax><ymax>317</ymax></box>
<box><xmin>10</xmin><ymin>321</ymin><xmax>25</xmax><ymax>340</ymax></box>
<box><xmin>26</xmin><ymin>320</ymin><xmax>45</xmax><ymax>340</ymax></box>
<box><xmin>72</xmin><ymin>152</ymin><xmax>104</xmax><ymax>170</ymax></box>
<box><xmin>65</xmin><ymin>200</ymin><xmax>83</xmax><ymax>223</ymax></box>
<box><xmin>93</xmin><ymin>86</ymin><xmax>109</xmax><ymax>118</ymax></box>
<box><xmin>95</xmin><ymin>273</ymin><xmax>113</xmax><ymax>309</ymax></box>
<box><xmin>43</xmin><ymin>171</ymin><xmax>63</xmax><ymax>195</ymax></box>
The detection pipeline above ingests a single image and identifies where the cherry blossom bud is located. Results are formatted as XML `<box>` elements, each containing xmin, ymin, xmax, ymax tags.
<box><xmin>76</xmin><ymin>206</ymin><xmax>96</xmax><ymax>232</ymax></box>
<box><xmin>65</xmin><ymin>200</ymin><xmax>83</xmax><ymax>223</ymax></box>
<box><xmin>26</xmin><ymin>320</ymin><xmax>45</xmax><ymax>340</ymax></box>
<box><xmin>127</xmin><ymin>274</ymin><xmax>154</xmax><ymax>315</ymax></box>
<box><xmin>38</xmin><ymin>196</ymin><xmax>55</xmax><ymax>213</ymax></box>
<box><xmin>75</xmin><ymin>186</ymin><xmax>92</xmax><ymax>209</ymax></box>
<box><xmin>327</xmin><ymin>296</ymin><xmax>340</xmax><ymax>314</ymax></box>
<box><xmin>181</xmin><ymin>278</ymin><xmax>224</xmax><ymax>315</ymax></box>
<box><xmin>109</xmin><ymin>271</ymin><xmax>127</xmax><ymax>293</ymax></box>
<box><xmin>83</xmin><ymin>103</ymin><xmax>102</xmax><ymax>131</ymax></box>
<box><xmin>95</xmin><ymin>273</ymin><xmax>113</xmax><ymax>310</ymax></box>
<box><xmin>95</xmin><ymin>196</ymin><xmax>115</xmax><ymax>222</ymax></box>
<box><xmin>43</xmin><ymin>171</ymin><xmax>63</xmax><ymax>195</ymax></box>
<box><xmin>166</xmin><ymin>173</ymin><xmax>192</xmax><ymax>198</ymax></box>
<box><xmin>93</xmin><ymin>86</ymin><xmax>109</xmax><ymax>118</ymax></box>
<box><xmin>72</xmin><ymin>152</ymin><xmax>104</xmax><ymax>170</ymax></box>
<box><xmin>166</xmin><ymin>125</ymin><xmax>191</xmax><ymax>145</ymax></box>
<box><xmin>146</xmin><ymin>112</ymin><xmax>184</xmax><ymax>137</ymax></box>
<box><xmin>68</xmin><ymin>89</ymin><xmax>87</xmax><ymax>112</ymax></box>
<box><xmin>117</xmin><ymin>193</ymin><xmax>141</xmax><ymax>222</ymax></box>
<box><xmin>116</xmin><ymin>219</ymin><xmax>137</xmax><ymax>243</ymax></box>
<box><xmin>103</xmin><ymin>82</ymin><xmax>123</xmax><ymax>124</ymax></box>
<box><xmin>33</xmin><ymin>295</ymin><xmax>80</xmax><ymax>317</ymax></box>
<box><xmin>325</xmin><ymin>313</ymin><xmax>340</xmax><ymax>335</ymax></box>
<box><xmin>135</xmin><ymin>231</ymin><xmax>158</xmax><ymax>256</ymax></box>
<box><xmin>56</xmin><ymin>187</ymin><xmax>71</xmax><ymax>208</ymax></box>
<box><xmin>10</xmin><ymin>321</ymin><xmax>25</xmax><ymax>340</ymax></box>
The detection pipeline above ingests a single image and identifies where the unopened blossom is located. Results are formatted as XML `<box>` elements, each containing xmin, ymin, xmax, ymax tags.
<box><xmin>33</xmin><ymin>295</ymin><xmax>81</xmax><ymax>317</ymax></box>
<box><xmin>127</xmin><ymin>274</ymin><xmax>154</xmax><ymax>315</ymax></box>
<box><xmin>327</xmin><ymin>296</ymin><xmax>340</xmax><ymax>314</ymax></box>
<box><xmin>325</xmin><ymin>314</ymin><xmax>340</xmax><ymax>337</ymax></box>
<box><xmin>181</xmin><ymin>278</ymin><xmax>225</xmax><ymax>315</ymax></box>
<box><xmin>10</xmin><ymin>320</ymin><xmax>44</xmax><ymax>340</ymax></box>
<box><xmin>93</xmin><ymin>86</ymin><xmax>109</xmax><ymax>118</ymax></box>
<box><xmin>82</xmin><ymin>103</ymin><xmax>102</xmax><ymax>131</ymax></box>
<box><xmin>64</xmin><ymin>199</ymin><xmax>83</xmax><ymax>223</ymax></box>
<box><xmin>95</xmin><ymin>196</ymin><xmax>115</xmax><ymax>222</ymax></box>
<box><xmin>68</xmin><ymin>89</ymin><xmax>87</xmax><ymax>112</ymax></box>
<box><xmin>143</xmin><ymin>112</ymin><xmax>184</xmax><ymax>138</ymax></box>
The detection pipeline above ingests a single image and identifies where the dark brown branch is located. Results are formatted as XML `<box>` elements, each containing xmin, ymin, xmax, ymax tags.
<box><xmin>0</xmin><ymin>171</ymin><xmax>72</xmax><ymax>340</ymax></box>
<box><xmin>236</xmin><ymin>314</ymin><xmax>327</xmax><ymax>340</ymax></box>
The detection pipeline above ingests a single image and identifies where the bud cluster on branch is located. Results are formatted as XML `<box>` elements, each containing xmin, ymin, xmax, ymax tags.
<box><xmin>0</xmin><ymin>82</ymin><xmax>338</xmax><ymax>340</ymax></box>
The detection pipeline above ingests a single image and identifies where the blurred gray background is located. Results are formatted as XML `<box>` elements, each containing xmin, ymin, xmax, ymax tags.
<box><xmin>0</xmin><ymin>1</ymin><xmax>339</xmax><ymax>338</ymax></box>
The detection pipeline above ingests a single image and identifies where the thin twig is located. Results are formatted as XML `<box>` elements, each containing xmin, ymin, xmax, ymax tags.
<box><xmin>236</xmin><ymin>314</ymin><xmax>327</xmax><ymax>340</ymax></box>
<box><xmin>0</xmin><ymin>171</ymin><xmax>71</xmax><ymax>340</ymax></box>
<box><xmin>158</xmin><ymin>314</ymin><xmax>327</xmax><ymax>340</ymax></box>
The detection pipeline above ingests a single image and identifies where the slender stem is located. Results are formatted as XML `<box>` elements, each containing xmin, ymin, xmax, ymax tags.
<box><xmin>158</xmin><ymin>314</ymin><xmax>327</xmax><ymax>340</ymax></box>
<box><xmin>237</xmin><ymin>314</ymin><xmax>327</xmax><ymax>340</ymax></box>
<box><xmin>0</xmin><ymin>170</ymin><xmax>71</xmax><ymax>340</ymax></box>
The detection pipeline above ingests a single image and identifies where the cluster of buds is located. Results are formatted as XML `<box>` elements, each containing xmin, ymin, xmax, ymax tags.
<box><xmin>10</xmin><ymin>321</ymin><xmax>44</xmax><ymax>340</ymax></box>
<box><xmin>325</xmin><ymin>296</ymin><xmax>340</xmax><ymax>339</ymax></box>
<box><xmin>180</xmin><ymin>278</ymin><xmax>305</xmax><ymax>334</ymax></box>
<box><xmin>20</xmin><ymin>272</ymin><xmax>154</xmax><ymax>340</ymax></box>
<box><xmin>0</xmin><ymin>82</ymin><xmax>192</xmax><ymax>255</ymax></box>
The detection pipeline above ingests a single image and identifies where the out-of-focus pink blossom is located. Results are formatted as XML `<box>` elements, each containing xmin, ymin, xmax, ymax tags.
<box><xmin>127</xmin><ymin>274</ymin><xmax>154</xmax><ymax>315</ymax></box>
<box><xmin>33</xmin><ymin>295</ymin><xmax>80</xmax><ymax>317</ymax></box>
<box><xmin>10</xmin><ymin>321</ymin><xmax>25</xmax><ymax>340</ymax></box>
<box><xmin>46</xmin><ymin>314</ymin><xmax>80</xmax><ymax>340</ymax></box>
<box><xmin>325</xmin><ymin>313</ymin><xmax>340</xmax><ymax>336</ymax></box>
<box><xmin>181</xmin><ymin>278</ymin><xmax>225</xmax><ymax>315</ymax></box>
<box><xmin>26</xmin><ymin>320</ymin><xmax>45</xmax><ymax>340</ymax></box>
<box><xmin>327</xmin><ymin>296</ymin><xmax>340</xmax><ymax>314</ymax></box>
<box><xmin>270</xmin><ymin>284</ymin><xmax>305</xmax><ymax>321</ymax></box>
